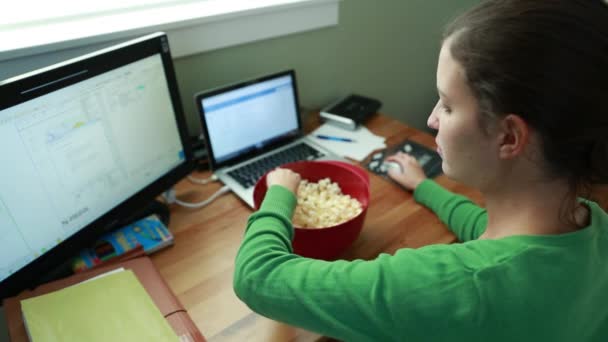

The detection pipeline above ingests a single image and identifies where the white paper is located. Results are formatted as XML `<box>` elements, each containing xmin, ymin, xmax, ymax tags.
<box><xmin>74</xmin><ymin>267</ymin><xmax>125</xmax><ymax>287</ymax></box>
<box><xmin>310</xmin><ymin>123</ymin><xmax>386</xmax><ymax>161</ymax></box>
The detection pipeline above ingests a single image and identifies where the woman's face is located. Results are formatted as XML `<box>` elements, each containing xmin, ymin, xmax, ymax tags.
<box><xmin>427</xmin><ymin>40</ymin><xmax>501</xmax><ymax>189</ymax></box>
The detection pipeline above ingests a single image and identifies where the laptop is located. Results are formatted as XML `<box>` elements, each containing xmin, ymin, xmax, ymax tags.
<box><xmin>194</xmin><ymin>70</ymin><xmax>346</xmax><ymax>208</ymax></box>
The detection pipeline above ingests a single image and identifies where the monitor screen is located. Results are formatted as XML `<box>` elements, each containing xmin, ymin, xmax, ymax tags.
<box><xmin>0</xmin><ymin>32</ymin><xmax>194</xmax><ymax>300</ymax></box>
<box><xmin>199</xmin><ymin>73</ymin><xmax>299</xmax><ymax>164</ymax></box>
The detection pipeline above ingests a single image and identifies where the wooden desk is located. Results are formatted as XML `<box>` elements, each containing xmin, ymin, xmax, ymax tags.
<box><xmin>151</xmin><ymin>113</ymin><xmax>483</xmax><ymax>342</ymax></box>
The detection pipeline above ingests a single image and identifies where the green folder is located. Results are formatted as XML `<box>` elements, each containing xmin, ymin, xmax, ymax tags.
<box><xmin>21</xmin><ymin>270</ymin><xmax>179</xmax><ymax>342</ymax></box>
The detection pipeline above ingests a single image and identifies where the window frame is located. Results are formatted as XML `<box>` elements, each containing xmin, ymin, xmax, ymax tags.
<box><xmin>0</xmin><ymin>0</ymin><xmax>340</xmax><ymax>62</ymax></box>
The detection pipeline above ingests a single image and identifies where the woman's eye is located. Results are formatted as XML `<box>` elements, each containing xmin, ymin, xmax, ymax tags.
<box><xmin>437</xmin><ymin>98</ymin><xmax>451</xmax><ymax>114</ymax></box>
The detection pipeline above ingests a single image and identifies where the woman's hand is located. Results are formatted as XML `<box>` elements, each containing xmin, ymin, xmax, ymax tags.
<box><xmin>266</xmin><ymin>168</ymin><xmax>301</xmax><ymax>195</ymax></box>
<box><xmin>385</xmin><ymin>152</ymin><xmax>427</xmax><ymax>191</ymax></box>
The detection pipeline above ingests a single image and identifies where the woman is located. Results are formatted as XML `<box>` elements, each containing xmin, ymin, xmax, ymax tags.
<box><xmin>234</xmin><ymin>1</ymin><xmax>608</xmax><ymax>340</ymax></box>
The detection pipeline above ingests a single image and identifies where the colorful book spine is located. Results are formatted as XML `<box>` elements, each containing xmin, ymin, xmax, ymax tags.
<box><xmin>72</xmin><ymin>215</ymin><xmax>173</xmax><ymax>272</ymax></box>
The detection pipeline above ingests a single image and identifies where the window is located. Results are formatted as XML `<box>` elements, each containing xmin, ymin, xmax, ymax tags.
<box><xmin>2</xmin><ymin>0</ymin><xmax>181</xmax><ymax>27</ymax></box>
<box><xmin>0</xmin><ymin>0</ymin><xmax>340</xmax><ymax>62</ymax></box>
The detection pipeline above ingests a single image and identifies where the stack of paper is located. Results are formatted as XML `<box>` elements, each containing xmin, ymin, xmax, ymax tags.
<box><xmin>310</xmin><ymin>123</ymin><xmax>386</xmax><ymax>161</ymax></box>
<box><xmin>21</xmin><ymin>269</ymin><xmax>179</xmax><ymax>342</ymax></box>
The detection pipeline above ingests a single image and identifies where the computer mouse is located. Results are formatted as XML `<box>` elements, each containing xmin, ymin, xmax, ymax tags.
<box><xmin>382</xmin><ymin>161</ymin><xmax>403</xmax><ymax>174</ymax></box>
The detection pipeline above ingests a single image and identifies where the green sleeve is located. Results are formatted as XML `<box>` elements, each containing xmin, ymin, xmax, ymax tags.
<box><xmin>413</xmin><ymin>179</ymin><xmax>487</xmax><ymax>241</ymax></box>
<box><xmin>233</xmin><ymin>185</ymin><xmax>482</xmax><ymax>341</ymax></box>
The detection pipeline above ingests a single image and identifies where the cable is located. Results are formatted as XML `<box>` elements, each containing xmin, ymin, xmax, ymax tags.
<box><xmin>187</xmin><ymin>174</ymin><xmax>218</xmax><ymax>185</ymax></box>
<box><xmin>163</xmin><ymin>185</ymin><xmax>231</xmax><ymax>209</ymax></box>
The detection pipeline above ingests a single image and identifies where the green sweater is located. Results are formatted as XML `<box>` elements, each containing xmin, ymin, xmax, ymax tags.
<box><xmin>234</xmin><ymin>180</ymin><xmax>608</xmax><ymax>341</ymax></box>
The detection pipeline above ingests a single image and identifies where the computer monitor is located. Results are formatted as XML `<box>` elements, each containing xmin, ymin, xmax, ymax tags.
<box><xmin>0</xmin><ymin>32</ymin><xmax>194</xmax><ymax>300</ymax></box>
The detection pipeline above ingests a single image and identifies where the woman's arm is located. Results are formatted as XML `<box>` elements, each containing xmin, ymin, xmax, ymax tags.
<box><xmin>233</xmin><ymin>185</ymin><xmax>483</xmax><ymax>341</ymax></box>
<box><xmin>413</xmin><ymin>179</ymin><xmax>487</xmax><ymax>241</ymax></box>
<box><xmin>385</xmin><ymin>153</ymin><xmax>487</xmax><ymax>241</ymax></box>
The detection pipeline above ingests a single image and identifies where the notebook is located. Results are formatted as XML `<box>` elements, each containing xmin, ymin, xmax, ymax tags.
<box><xmin>20</xmin><ymin>269</ymin><xmax>179</xmax><ymax>342</ymax></box>
<box><xmin>195</xmin><ymin>70</ymin><xmax>346</xmax><ymax>208</ymax></box>
<box><xmin>3</xmin><ymin>257</ymin><xmax>206</xmax><ymax>342</ymax></box>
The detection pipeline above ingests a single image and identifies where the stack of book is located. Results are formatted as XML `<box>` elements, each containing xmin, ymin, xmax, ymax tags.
<box><xmin>2</xmin><ymin>257</ymin><xmax>206</xmax><ymax>342</ymax></box>
<box><xmin>21</xmin><ymin>269</ymin><xmax>178</xmax><ymax>341</ymax></box>
<box><xmin>72</xmin><ymin>214</ymin><xmax>174</xmax><ymax>273</ymax></box>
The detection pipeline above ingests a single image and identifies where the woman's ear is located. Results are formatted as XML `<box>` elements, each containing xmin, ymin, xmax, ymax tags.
<box><xmin>497</xmin><ymin>114</ymin><xmax>529</xmax><ymax>160</ymax></box>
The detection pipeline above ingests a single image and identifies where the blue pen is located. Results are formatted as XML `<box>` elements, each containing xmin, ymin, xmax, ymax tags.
<box><xmin>315</xmin><ymin>134</ymin><xmax>356</xmax><ymax>142</ymax></box>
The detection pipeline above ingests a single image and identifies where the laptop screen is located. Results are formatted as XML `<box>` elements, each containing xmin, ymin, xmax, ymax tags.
<box><xmin>197</xmin><ymin>70</ymin><xmax>301</xmax><ymax>168</ymax></box>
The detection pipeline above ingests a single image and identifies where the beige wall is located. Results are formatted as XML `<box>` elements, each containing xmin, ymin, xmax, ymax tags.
<box><xmin>175</xmin><ymin>0</ymin><xmax>480</xmax><ymax>136</ymax></box>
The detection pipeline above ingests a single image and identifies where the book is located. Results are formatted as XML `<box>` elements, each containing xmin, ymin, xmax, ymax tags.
<box><xmin>21</xmin><ymin>269</ymin><xmax>180</xmax><ymax>342</ymax></box>
<box><xmin>72</xmin><ymin>214</ymin><xmax>173</xmax><ymax>272</ymax></box>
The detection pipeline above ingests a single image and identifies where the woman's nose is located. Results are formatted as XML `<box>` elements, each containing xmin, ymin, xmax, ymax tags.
<box><xmin>427</xmin><ymin>103</ymin><xmax>439</xmax><ymax>130</ymax></box>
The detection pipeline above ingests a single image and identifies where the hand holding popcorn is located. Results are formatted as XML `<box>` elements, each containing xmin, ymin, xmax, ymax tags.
<box><xmin>266</xmin><ymin>168</ymin><xmax>302</xmax><ymax>194</ymax></box>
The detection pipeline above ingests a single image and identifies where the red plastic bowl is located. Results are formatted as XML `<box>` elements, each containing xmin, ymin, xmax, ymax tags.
<box><xmin>253</xmin><ymin>161</ymin><xmax>370</xmax><ymax>260</ymax></box>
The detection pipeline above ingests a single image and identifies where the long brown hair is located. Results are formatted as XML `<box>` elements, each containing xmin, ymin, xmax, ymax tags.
<box><xmin>444</xmin><ymin>0</ymin><xmax>608</xmax><ymax>203</ymax></box>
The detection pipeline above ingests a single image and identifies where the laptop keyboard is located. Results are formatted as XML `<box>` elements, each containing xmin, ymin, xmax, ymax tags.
<box><xmin>228</xmin><ymin>143</ymin><xmax>325</xmax><ymax>188</ymax></box>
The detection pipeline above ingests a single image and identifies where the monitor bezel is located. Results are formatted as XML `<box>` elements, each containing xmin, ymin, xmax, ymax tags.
<box><xmin>0</xmin><ymin>32</ymin><xmax>194</xmax><ymax>301</ymax></box>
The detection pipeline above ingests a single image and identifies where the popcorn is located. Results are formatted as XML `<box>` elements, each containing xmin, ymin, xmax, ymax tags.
<box><xmin>293</xmin><ymin>177</ymin><xmax>362</xmax><ymax>228</ymax></box>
